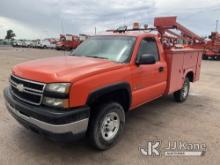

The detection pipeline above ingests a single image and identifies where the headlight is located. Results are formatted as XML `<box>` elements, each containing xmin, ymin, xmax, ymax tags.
<box><xmin>45</xmin><ymin>83</ymin><xmax>70</xmax><ymax>94</ymax></box>
<box><xmin>43</xmin><ymin>97</ymin><xmax>69</xmax><ymax>108</ymax></box>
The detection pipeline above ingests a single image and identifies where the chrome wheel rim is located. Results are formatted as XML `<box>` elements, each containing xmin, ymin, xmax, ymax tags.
<box><xmin>101</xmin><ymin>112</ymin><xmax>120</xmax><ymax>141</ymax></box>
<box><xmin>182</xmin><ymin>82</ymin><xmax>189</xmax><ymax>98</ymax></box>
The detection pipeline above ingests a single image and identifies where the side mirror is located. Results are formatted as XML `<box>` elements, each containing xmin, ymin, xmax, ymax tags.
<box><xmin>136</xmin><ymin>54</ymin><xmax>156</xmax><ymax>65</ymax></box>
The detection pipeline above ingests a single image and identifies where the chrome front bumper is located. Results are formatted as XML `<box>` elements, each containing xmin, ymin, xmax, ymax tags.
<box><xmin>6</xmin><ymin>102</ymin><xmax>89</xmax><ymax>134</ymax></box>
<box><xmin>4</xmin><ymin>87</ymin><xmax>90</xmax><ymax>140</ymax></box>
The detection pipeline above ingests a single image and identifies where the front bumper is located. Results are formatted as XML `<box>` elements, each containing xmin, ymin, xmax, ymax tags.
<box><xmin>4</xmin><ymin>87</ymin><xmax>90</xmax><ymax>141</ymax></box>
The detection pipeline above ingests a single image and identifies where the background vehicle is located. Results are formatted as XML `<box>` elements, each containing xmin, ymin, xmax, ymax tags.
<box><xmin>202</xmin><ymin>32</ymin><xmax>220</xmax><ymax>60</ymax></box>
<box><xmin>4</xmin><ymin>16</ymin><xmax>202</xmax><ymax>150</ymax></box>
<box><xmin>56</xmin><ymin>34</ymin><xmax>81</xmax><ymax>50</ymax></box>
<box><xmin>29</xmin><ymin>40</ymin><xmax>39</xmax><ymax>48</ymax></box>
<box><xmin>79</xmin><ymin>34</ymin><xmax>90</xmax><ymax>43</ymax></box>
<box><xmin>12</xmin><ymin>40</ymin><xmax>24</xmax><ymax>47</ymax></box>
<box><xmin>12</xmin><ymin>40</ymin><xmax>18</xmax><ymax>47</ymax></box>
<box><xmin>47</xmin><ymin>38</ymin><xmax>57</xmax><ymax>49</ymax></box>
<box><xmin>38</xmin><ymin>39</ymin><xmax>55</xmax><ymax>49</ymax></box>
<box><xmin>23</xmin><ymin>40</ymin><xmax>32</xmax><ymax>48</ymax></box>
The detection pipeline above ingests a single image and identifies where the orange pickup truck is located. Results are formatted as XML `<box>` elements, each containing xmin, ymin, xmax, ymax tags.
<box><xmin>4</xmin><ymin>25</ymin><xmax>202</xmax><ymax>150</ymax></box>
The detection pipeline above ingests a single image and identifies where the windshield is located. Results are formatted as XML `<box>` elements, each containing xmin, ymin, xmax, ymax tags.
<box><xmin>71</xmin><ymin>36</ymin><xmax>136</xmax><ymax>63</ymax></box>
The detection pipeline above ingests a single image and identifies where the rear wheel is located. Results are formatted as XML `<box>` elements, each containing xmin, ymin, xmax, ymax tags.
<box><xmin>214</xmin><ymin>56</ymin><xmax>218</xmax><ymax>60</ymax></box>
<box><xmin>174</xmin><ymin>77</ymin><xmax>190</xmax><ymax>102</ymax></box>
<box><xmin>210</xmin><ymin>56</ymin><xmax>214</xmax><ymax>60</ymax></box>
<box><xmin>88</xmin><ymin>102</ymin><xmax>125</xmax><ymax>150</ymax></box>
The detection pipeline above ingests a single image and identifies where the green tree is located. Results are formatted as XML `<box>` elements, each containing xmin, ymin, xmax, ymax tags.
<box><xmin>5</xmin><ymin>29</ymin><xmax>16</xmax><ymax>40</ymax></box>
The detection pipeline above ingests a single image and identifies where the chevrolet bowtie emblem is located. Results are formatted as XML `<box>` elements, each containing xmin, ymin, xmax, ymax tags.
<box><xmin>16</xmin><ymin>84</ymin><xmax>24</xmax><ymax>92</ymax></box>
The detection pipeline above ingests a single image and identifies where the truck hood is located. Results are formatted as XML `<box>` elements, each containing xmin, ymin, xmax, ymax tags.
<box><xmin>12</xmin><ymin>56</ymin><xmax>125</xmax><ymax>83</ymax></box>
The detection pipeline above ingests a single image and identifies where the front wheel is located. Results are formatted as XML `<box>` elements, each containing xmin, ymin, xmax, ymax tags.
<box><xmin>173</xmin><ymin>77</ymin><xmax>190</xmax><ymax>102</ymax></box>
<box><xmin>88</xmin><ymin>102</ymin><xmax>125</xmax><ymax>150</ymax></box>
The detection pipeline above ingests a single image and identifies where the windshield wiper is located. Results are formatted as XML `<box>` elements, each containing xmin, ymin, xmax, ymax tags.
<box><xmin>71</xmin><ymin>54</ymin><xmax>109</xmax><ymax>60</ymax></box>
<box><xmin>87</xmin><ymin>56</ymin><xmax>108</xmax><ymax>59</ymax></box>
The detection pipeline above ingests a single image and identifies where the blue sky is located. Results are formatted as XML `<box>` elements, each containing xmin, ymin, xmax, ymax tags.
<box><xmin>0</xmin><ymin>0</ymin><xmax>220</xmax><ymax>39</ymax></box>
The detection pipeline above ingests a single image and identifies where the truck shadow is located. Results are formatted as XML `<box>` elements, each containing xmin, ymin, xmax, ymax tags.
<box><xmin>12</xmin><ymin>94</ymin><xmax>209</xmax><ymax>162</ymax></box>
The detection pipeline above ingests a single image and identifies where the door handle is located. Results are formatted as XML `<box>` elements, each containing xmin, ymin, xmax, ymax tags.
<box><xmin>158</xmin><ymin>66</ymin><xmax>164</xmax><ymax>72</ymax></box>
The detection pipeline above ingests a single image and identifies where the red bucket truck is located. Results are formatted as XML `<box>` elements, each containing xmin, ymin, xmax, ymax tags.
<box><xmin>202</xmin><ymin>32</ymin><xmax>220</xmax><ymax>60</ymax></box>
<box><xmin>4</xmin><ymin>16</ymin><xmax>202</xmax><ymax>150</ymax></box>
<box><xmin>56</xmin><ymin>34</ymin><xmax>81</xmax><ymax>50</ymax></box>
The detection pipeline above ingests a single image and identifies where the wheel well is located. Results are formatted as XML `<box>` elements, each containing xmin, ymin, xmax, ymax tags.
<box><xmin>186</xmin><ymin>71</ymin><xmax>194</xmax><ymax>82</ymax></box>
<box><xmin>88</xmin><ymin>89</ymin><xmax>131</xmax><ymax>113</ymax></box>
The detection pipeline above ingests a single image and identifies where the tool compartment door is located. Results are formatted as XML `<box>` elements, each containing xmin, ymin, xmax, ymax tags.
<box><xmin>195</xmin><ymin>52</ymin><xmax>202</xmax><ymax>81</ymax></box>
<box><xmin>165</xmin><ymin>50</ymin><xmax>184</xmax><ymax>94</ymax></box>
<box><xmin>165</xmin><ymin>49</ymin><xmax>201</xmax><ymax>95</ymax></box>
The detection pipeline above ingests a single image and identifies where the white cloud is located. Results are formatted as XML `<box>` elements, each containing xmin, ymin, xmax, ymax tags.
<box><xmin>0</xmin><ymin>0</ymin><xmax>220</xmax><ymax>39</ymax></box>
<box><xmin>0</xmin><ymin>16</ymin><xmax>57</xmax><ymax>39</ymax></box>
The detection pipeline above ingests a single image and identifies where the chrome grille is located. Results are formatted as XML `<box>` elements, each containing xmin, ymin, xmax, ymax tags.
<box><xmin>9</xmin><ymin>75</ymin><xmax>45</xmax><ymax>105</ymax></box>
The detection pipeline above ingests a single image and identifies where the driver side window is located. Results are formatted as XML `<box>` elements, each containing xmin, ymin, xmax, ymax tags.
<box><xmin>137</xmin><ymin>38</ymin><xmax>159</xmax><ymax>61</ymax></box>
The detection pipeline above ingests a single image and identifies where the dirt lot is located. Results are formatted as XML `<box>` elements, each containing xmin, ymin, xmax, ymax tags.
<box><xmin>0</xmin><ymin>47</ymin><xmax>219</xmax><ymax>165</ymax></box>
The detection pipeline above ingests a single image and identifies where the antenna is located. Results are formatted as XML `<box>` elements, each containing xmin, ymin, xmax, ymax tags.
<box><xmin>216</xmin><ymin>20</ymin><xmax>219</xmax><ymax>32</ymax></box>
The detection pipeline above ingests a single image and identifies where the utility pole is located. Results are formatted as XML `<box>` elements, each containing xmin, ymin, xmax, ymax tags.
<box><xmin>95</xmin><ymin>27</ymin><xmax>96</xmax><ymax>35</ymax></box>
<box><xmin>216</xmin><ymin>19</ymin><xmax>219</xmax><ymax>32</ymax></box>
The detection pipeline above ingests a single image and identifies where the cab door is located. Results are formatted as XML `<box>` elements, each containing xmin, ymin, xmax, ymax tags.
<box><xmin>131</xmin><ymin>37</ymin><xmax>167</xmax><ymax>108</ymax></box>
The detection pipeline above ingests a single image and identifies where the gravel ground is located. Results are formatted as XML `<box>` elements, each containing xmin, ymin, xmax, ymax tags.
<box><xmin>0</xmin><ymin>48</ymin><xmax>219</xmax><ymax>165</ymax></box>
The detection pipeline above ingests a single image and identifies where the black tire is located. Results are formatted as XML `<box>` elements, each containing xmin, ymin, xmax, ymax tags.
<box><xmin>202</xmin><ymin>54</ymin><xmax>208</xmax><ymax>60</ymax></box>
<box><xmin>88</xmin><ymin>102</ymin><xmax>125</xmax><ymax>150</ymax></box>
<box><xmin>213</xmin><ymin>56</ymin><xmax>218</xmax><ymax>60</ymax></box>
<box><xmin>210</xmin><ymin>56</ymin><xmax>214</xmax><ymax>60</ymax></box>
<box><xmin>174</xmin><ymin>77</ymin><xmax>190</xmax><ymax>102</ymax></box>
